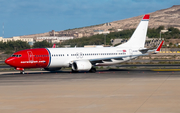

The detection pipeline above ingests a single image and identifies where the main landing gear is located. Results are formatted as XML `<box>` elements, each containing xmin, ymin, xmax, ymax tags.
<box><xmin>89</xmin><ymin>67</ymin><xmax>96</xmax><ymax>73</ymax></box>
<box><xmin>71</xmin><ymin>69</ymin><xmax>79</xmax><ymax>73</ymax></box>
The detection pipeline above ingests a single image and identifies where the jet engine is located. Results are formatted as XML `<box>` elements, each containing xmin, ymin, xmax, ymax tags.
<box><xmin>44</xmin><ymin>67</ymin><xmax>61</xmax><ymax>71</ymax></box>
<box><xmin>72</xmin><ymin>60</ymin><xmax>92</xmax><ymax>71</ymax></box>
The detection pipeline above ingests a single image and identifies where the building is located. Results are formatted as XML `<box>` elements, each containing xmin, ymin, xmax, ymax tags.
<box><xmin>36</xmin><ymin>36</ymin><xmax>74</xmax><ymax>43</ymax></box>
<box><xmin>0</xmin><ymin>37</ymin><xmax>33</xmax><ymax>45</ymax></box>
<box><xmin>93</xmin><ymin>30</ymin><xmax>110</xmax><ymax>35</ymax></box>
<box><xmin>111</xmin><ymin>39</ymin><xmax>128</xmax><ymax>46</ymax></box>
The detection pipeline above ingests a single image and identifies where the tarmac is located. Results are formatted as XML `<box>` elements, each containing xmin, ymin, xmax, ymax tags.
<box><xmin>0</xmin><ymin>69</ymin><xmax>180</xmax><ymax>113</ymax></box>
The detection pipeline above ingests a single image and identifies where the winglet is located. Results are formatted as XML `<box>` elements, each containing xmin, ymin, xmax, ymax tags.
<box><xmin>155</xmin><ymin>41</ymin><xmax>164</xmax><ymax>53</ymax></box>
<box><xmin>52</xmin><ymin>44</ymin><xmax>56</xmax><ymax>48</ymax></box>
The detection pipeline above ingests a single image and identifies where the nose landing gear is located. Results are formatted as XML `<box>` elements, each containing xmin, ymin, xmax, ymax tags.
<box><xmin>15</xmin><ymin>67</ymin><xmax>25</xmax><ymax>74</ymax></box>
<box><xmin>20</xmin><ymin>71</ymin><xmax>25</xmax><ymax>74</ymax></box>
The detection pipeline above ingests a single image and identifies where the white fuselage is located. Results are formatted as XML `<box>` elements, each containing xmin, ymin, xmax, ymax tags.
<box><xmin>47</xmin><ymin>47</ymin><xmax>141</xmax><ymax>68</ymax></box>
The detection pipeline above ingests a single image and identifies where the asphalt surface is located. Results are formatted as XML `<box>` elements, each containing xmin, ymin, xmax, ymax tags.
<box><xmin>0</xmin><ymin>65</ymin><xmax>11</xmax><ymax>68</ymax></box>
<box><xmin>0</xmin><ymin>69</ymin><xmax>180</xmax><ymax>113</ymax></box>
<box><xmin>1</xmin><ymin>64</ymin><xmax>180</xmax><ymax>69</ymax></box>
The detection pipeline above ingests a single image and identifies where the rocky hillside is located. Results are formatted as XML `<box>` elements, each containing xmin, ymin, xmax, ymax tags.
<box><xmin>70</xmin><ymin>5</ymin><xmax>180</xmax><ymax>33</ymax></box>
<box><xmin>20</xmin><ymin>5</ymin><xmax>180</xmax><ymax>39</ymax></box>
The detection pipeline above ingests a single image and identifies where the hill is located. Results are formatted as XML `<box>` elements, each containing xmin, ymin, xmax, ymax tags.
<box><xmin>20</xmin><ymin>5</ymin><xmax>180</xmax><ymax>39</ymax></box>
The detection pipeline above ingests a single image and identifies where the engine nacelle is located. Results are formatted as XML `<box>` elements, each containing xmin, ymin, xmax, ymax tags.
<box><xmin>44</xmin><ymin>68</ymin><xmax>61</xmax><ymax>71</ymax></box>
<box><xmin>72</xmin><ymin>60</ymin><xmax>92</xmax><ymax>71</ymax></box>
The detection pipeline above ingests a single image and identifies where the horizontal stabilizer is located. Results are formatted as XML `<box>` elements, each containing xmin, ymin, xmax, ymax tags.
<box><xmin>139</xmin><ymin>41</ymin><xmax>164</xmax><ymax>54</ymax></box>
<box><xmin>139</xmin><ymin>47</ymin><xmax>156</xmax><ymax>53</ymax></box>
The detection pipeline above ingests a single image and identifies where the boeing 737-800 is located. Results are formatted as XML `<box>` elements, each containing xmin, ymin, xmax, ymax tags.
<box><xmin>5</xmin><ymin>14</ymin><xmax>164</xmax><ymax>74</ymax></box>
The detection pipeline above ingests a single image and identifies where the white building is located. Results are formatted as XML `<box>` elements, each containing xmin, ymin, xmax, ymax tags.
<box><xmin>36</xmin><ymin>36</ymin><xmax>74</xmax><ymax>43</ymax></box>
<box><xmin>93</xmin><ymin>30</ymin><xmax>110</xmax><ymax>35</ymax></box>
<box><xmin>0</xmin><ymin>37</ymin><xmax>33</xmax><ymax>45</ymax></box>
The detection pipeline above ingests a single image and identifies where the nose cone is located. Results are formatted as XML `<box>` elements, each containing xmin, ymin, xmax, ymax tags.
<box><xmin>5</xmin><ymin>58</ymin><xmax>10</xmax><ymax>65</ymax></box>
<box><xmin>5</xmin><ymin>57</ymin><xmax>15</xmax><ymax>66</ymax></box>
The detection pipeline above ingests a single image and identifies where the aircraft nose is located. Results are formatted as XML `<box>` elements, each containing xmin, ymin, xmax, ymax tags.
<box><xmin>5</xmin><ymin>57</ymin><xmax>15</xmax><ymax>66</ymax></box>
<box><xmin>5</xmin><ymin>58</ymin><xmax>10</xmax><ymax>65</ymax></box>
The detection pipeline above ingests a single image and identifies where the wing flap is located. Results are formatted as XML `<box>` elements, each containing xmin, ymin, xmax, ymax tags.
<box><xmin>89</xmin><ymin>54</ymin><xmax>148</xmax><ymax>64</ymax></box>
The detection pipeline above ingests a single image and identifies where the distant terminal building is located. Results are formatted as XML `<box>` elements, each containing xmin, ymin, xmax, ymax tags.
<box><xmin>36</xmin><ymin>36</ymin><xmax>74</xmax><ymax>43</ymax></box>
<box><xmin>0</xmin><ymin>37</ymin><xmax>33</xmax><ymax>45</ymax></box>
<box><xmin>111</xmin><ymin>37</ymin><xmax>163</xmax><ymax>47</ymax></box>
<box><xmin>93</xmin><ymin>30</ymin><xmax>110</xmax><ymax>35</ymax></box>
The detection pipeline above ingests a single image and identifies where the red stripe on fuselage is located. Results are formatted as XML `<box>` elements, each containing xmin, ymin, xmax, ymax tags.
<box><xmin>5</xmin><ymin>48</ymin><xmax>50</xmax><ymax>68</ymax></box>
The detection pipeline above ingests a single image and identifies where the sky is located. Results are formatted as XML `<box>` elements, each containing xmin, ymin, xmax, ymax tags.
<box><xmin>0</xmin><ymin>0</ymin><xmax>179</xmax><ymax>38</ymax></box>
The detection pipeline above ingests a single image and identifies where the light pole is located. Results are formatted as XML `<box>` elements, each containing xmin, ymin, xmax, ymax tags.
<box><xmin>160</xmin><ymin>30</ymin><xmax>168</xmax><ymax>41</ymax></box>
<box><xmin>160</xmin><ymin>31</ymin><xmax>161</xmax><ymax>41</ymax></box>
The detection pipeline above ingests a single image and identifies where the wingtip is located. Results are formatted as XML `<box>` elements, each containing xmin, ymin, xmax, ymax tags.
<box><xmin>143</xmin><ymin>14</ymin><xmax>150</xmax><ymax>20</ymax></box>
<box><xmin>156</xmin><ymin>41</ymin><xmax>164</xmax><ymax>52</ymax></box>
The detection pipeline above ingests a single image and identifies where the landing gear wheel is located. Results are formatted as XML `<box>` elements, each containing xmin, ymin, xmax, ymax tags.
<box><xmin>20</xmin><ymin>71</ymin><xmax>25</xmax><ymax>74</ymax></box>
<box><xmin>71</xmin><ymin>69</ymin><xmax>79</xmax><ymax>73</ymax></box>
<box><xmin>89</xmin><ymin>67</ymin><xmax>96</xmax><ymax>73</ymax></box>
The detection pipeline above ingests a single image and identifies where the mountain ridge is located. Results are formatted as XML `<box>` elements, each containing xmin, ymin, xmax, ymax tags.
<box><xmin>20</xmin><ymin>5</ymin><xmax>180</xmax><ymax>39</ymax></box>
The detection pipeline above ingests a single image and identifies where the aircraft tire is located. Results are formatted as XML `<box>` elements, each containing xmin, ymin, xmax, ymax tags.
<box><xmin>71</xmin><ymin>69</ymin><xmax>79</xmax><ymax>73</ymax></box>
<box><xmin>89</xmin><ymin>67</ymin><xmax>96</xmax><ymax>73</ymax></box>
<box><xmin>20</xmin><ymin>71</ymin><xmax>25</xmax><ymax>74</ymax></box>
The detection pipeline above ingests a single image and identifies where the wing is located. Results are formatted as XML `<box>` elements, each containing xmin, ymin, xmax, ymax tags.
<box><xmin>89</xmin><ymin>54</ymin><xmax>148</xmax><ymax>64</ymax></box>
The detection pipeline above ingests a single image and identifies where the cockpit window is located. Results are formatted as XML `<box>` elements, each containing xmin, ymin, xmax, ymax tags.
<box><xmin>11</xmin><ymin>54</ymin><xmax>22</xmax><ymax>57</ymax></box>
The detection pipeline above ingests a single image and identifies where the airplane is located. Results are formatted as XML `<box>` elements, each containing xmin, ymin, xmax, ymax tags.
<box><xmin>5</xmin><ymin>14</ymin><xmax>163</xmax><ymax>74</ymax></box>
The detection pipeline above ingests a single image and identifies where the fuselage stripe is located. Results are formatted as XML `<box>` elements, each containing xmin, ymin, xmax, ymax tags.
<box><xmin>46</xmin><ymin>48</ymin><xmax>51</xmax><ymax>67</ymax></box>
